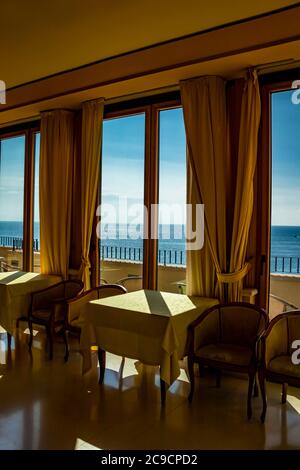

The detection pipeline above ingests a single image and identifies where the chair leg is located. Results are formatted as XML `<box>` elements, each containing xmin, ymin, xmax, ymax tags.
<box><xmin>62</xmin><ymin>328</ymin><xmax>69</xmax><ymax>362</ymax></box>
<box><xmin>282</xmin><ymin>382</ymin><xmax>288</xmax><ymax>404</ymax></box>
<box><xmin>28</xmin><ymin>319</ymin><xmax>33</xmax><ymax>351</ymax></box>
<box><xmin>253</xmin><ymin>375</ymin><xmax>259</xmax><ymax>397</ymax></box>
<box><xmin>47</xmin><ymin>325</ymin><xmax>54</xmax><ymax>360</ymax></box>
<box><xmin>216</xmin><ymin>369</ymin><xmax>221</xmax><ymax>388</ymax></box>
<box><xmin>7</xmin><ymin>332</ymin><xmax>12</xmax><ymax>349</ymax></box>
<box><xmin>98</xmin><ymin>347</ymin><xmax>106</xmax><ymax>384</ymax></box>
<box><xmin>188</xmin><ymin>356</ymin><xmax>195</xmax><ymax>402</ymax></box>
<box><xmin>198</xmin><ymin>364</ymin><xmax>205</xmax><ymax>378</ymax></box>
<box><xmin>160</xmin><ymin>379</ymin><xmax>166</xmax><ymax>405</ymax></box>
<box><xmin>247</xmin><ymin>372</ymin><xmax>255</xmax><ymax>420</ymax></box>
<box><xmin>258</xmin><ymin>368</ymin><xmax>267</xmax><ymax>423</ymax></box>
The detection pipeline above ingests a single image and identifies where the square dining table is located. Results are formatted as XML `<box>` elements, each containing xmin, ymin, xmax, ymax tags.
<box><xmin>0</xmin><ymin>271</ymin><xmax>61</xmax><ymax>335</ymax></box>
<box><xmin>80</xmin><ymin>289</ymin><xmax>219</xmax><ymax>403</ymax></box>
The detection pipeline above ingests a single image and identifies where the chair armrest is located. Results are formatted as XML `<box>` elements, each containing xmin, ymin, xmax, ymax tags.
<box><xmin>187</xmin><ymin>305</ymin><xmax>220</xmax><ymax>355</ymax></box>
<box><xmin>67</xmin><ymin>289</ymin><xmax>98</xmax><ymax>325</ymax></box>
<box><xmin>252</xmin><ymin>329</ymin><xmax>268</xmax><ymax>366</ymax></box>
<box><xmin>261</xmin><ymin>317</ymin><xmax>288</xmax><ymax>368</ymax></box>
<box><xmin>30</xmin><ymin>282</ymin><xmax>64</xmax><ymax>312</ymax></box>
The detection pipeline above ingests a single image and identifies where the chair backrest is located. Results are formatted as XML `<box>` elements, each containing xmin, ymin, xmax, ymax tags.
<box><xmin>96</xmin><ymin>283</ymin><xmax>127</xmax><ymax>298</ymax></box>
<box><xmin>64</xmin><ymin>280</ymin><xmax>84</xmax><ymax>298</ymax></box>
<box><xmin>31</xmin><ymin>280</ymin><xmax>83</xmax><ymax>313</ymax></box>
<box><xmin>195</xmin><ymin>302</ymin><xmax>268</xmax><ymax>350</ymax></box>
<box><xmin>218</xmin><ymin>303</ymin><xmax>268</xmax><ymax>347</ymax></box>
<box><xmin>67</xmin><ymin>283</ymin><xmax>126</xmax><ymax>325</ymax></box>
<box><xmin>117</xmin><ymin>276</ymin><xmax>142</xmax><ymax>292</ymax></box>
<box><xmin>264</xmin><ymin>310</ymin><xmax>300</xmax><ymax>365</ymax></box>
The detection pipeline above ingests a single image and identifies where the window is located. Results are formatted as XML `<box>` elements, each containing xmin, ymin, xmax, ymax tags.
<box><xmin>98</xmin><ymin>97</ymin><xmax>187</xmax><ymax>292</ymax></box>
<box><xmin>0</xmin><ymin>123</ymin><xmax>40</xmax><ymax>274</ymax></box>
<box><xmin>269</xmin><ymin>88</ymin><xmax>300</xmax><ymax>317</ymax></box>
<box><xmin>157</xmin><ymin>107</ymin><xmax>186</xmax><ymax>292</ymax></box>
<box><xmin>100</xmin><ymin>113</ymin><xmax>146</xmax><ymax>290</ymax></box>
<box><xmin>0</xmin><ymin>134</ymin><xmax>26</xmax><ymax>271</ymax></box>
<box><xmin>33</xmin><ymin>132</ymin><xmax>40</xmax><ymax>272</ymax></box>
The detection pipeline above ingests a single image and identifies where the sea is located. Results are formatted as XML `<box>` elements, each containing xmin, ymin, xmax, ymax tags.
<box><xmin>1</xmin><ymin>222</ymin><xmax>300</xmax><ymax>272</ymax></box>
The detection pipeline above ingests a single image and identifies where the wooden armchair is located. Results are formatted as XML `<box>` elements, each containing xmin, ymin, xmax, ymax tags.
<box><xmin>28</xmin><ymin>280</ymin><xmax>84</xmax><ymax>360</ymax></box>
<box><xmin>117</xmin><ymin>276</ymin><xmax>142</xmax><ymax>292</ymax></box>
<box><xmin>259</xmin><ymin>310</ymin><xmax>300</xmax><ymax>423</ymax></box>
<box><xmin>187</xmin><ymin>302</ymin><xmax>268</xmax><ymax>419</ymax></box>
<box><xmin>64</xmin><ymin>283</ymin><xmax>127</xmax><ymax>361</ymax></box>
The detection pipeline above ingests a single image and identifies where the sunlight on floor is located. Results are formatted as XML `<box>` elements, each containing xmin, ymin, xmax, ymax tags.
<box><xmin>177</xmin><ymin>368</ymin><xmax>190</xmax><ymax>383</ymax></box>
<box><xmin>75</xmin><ymin>438</ymin><xmax>101</xmax><ymax>450</ymax></box>
<box><xmin>97</xmin><ymin>353</ymin><xmax>139</xmax><ymax>379</ymax></box>
<box><xmin>0</xmin><ymin>338</ymin><xmax>6</xmax><ymax>364</ymax></box>
<box><xmin>287</xmin><ymin>395</ymin><xmax>300</xmax><ymax>415</ymax></box>
<box><xmin>23</xmin><ymin>328</ymin><xmax>38</xmax><ymax>336</ymax></box>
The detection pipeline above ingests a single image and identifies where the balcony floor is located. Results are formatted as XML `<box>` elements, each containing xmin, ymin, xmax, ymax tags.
<box><xmin>0</xmin><ymin>325</ymin><xmax>300</xmax><ymax>450</ymax></box>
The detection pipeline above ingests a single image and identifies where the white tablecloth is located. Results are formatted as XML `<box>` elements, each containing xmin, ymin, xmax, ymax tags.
<box><xmin>0</xmin><ymin>271</ymin><xmax>61</xmax><ymax>334</ymax></box>
<box><xmin>80</xmin><ymin>289</ymin><xmax>219</xmax><ymax>386</ymax></box>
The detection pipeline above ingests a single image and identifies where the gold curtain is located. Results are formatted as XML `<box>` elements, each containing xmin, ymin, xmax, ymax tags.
<box><xmin>180</xmin><ymin>76</ymin><xmax>228</xmax><ymax>300</ymax></box>
<box><xmin>227</xmin><ymin>71</ymin><xmax>261</xmax><ymax>301</ymax></box>
<box><xmin>40</xmin><ymin>110</ymin><xmax>74</xmax><ymax>279</ymax></box>
<box><xmin>80</xmin><ymin>99</ymin><xmax>104</xmax><ymax>289</ymax></box>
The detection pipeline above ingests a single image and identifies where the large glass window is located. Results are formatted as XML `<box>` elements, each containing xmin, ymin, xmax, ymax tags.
<box><xmin>157</xmin><ymin>107</ymin><xmax>186</xmax><ymax>292</ymax></box>
<box><xmin>99</xmin><ymin>113</ymin><xmax>145</xmax><ymax>291</ymax></box>
<box><xmin>269</xmin><ymin>89</ymin><xmax>300</xmax><ymax>317</ymax></box>
<box><xmin>33</xmin><ymin>132</ymin><xmax>40</xmax><ymax>272</ymax></box>
<box><xmin>0</xmin><ymin>135</ymin><xmax>26</xmax><ymax>271</ymax></box>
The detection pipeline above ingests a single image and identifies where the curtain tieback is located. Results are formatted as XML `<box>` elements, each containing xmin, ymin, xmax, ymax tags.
<box><xmin>216</xmin><ymin>262</ymin><xmax>251</xmax><ymax>284</ymax></box>
<box><xmin>81</xmin><ymin>257</ymin><xmax>90</xmax><ymax>270</ymax></box>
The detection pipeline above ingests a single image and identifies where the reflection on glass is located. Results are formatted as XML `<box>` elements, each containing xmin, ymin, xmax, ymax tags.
<box><xmin>100</xmin><ymin>114</ymin><xmax>145</xmax><ymax>290</ymax></box>
<box><xmin>0</xmin><ymin>135</ymin><xmax>25</xmax><ymax>272</ymax></box>
<box><xmin>157</xmin><ymin>108</ymin><xmax>186</xmax><ymax>293</ymax></box>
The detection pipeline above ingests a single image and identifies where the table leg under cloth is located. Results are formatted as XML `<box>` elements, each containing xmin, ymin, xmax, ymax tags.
<box><xmin>97</xmin><ymin>346</ymin><xmax>167</xmax><ymax>404</ymax></box>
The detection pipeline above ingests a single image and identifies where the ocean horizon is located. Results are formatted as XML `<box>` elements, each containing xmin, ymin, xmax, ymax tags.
<box><xmin>1</xmin><ymin>221</ymin><xmax>300</xmax><ymax>271</ymax></box>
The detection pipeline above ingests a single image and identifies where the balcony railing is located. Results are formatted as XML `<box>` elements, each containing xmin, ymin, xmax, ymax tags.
<box><xmin>100</xmin><ymin>244</ymin><xmax>186</xmax><ymax>266</ymax></box>
<box><xmin>0</xmin><ymin>236</ymin><xmax>39</xmax><ymax>251</ymax></box>
<box><xmin>271</xmin><ymin>255</ymin><xmax>300</xmax><ymax>274</ymax></box>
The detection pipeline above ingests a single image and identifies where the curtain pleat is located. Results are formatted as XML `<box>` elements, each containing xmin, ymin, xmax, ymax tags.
<box><xmin>228</xmin><ymin>71</ymin><xmax>261</xmax><ymax>301</ymax></box>
<box><xmin>80</xmin><ymin>99</ymin><xmax>104</xmax><ymax>289</ymax></box>
<box><xmin>40</xmin><ymin>110</ymin><xmax>74</xmax><ymax>279</ymax></box>
<box><xmin>181</xmin><ymin>72</ymin><xmax>261</xmax><ymax>301</ymax></box>
<box><xmin>180</xmin><ymin>76</ymin><xmax>228</xmax><ymax>300</ymax></box>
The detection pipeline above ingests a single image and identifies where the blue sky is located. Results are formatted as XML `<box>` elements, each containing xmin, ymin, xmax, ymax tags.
<box><xmin>1</xmin><ymin>97</ymin><xmax>299</xmax><ymax>227</ymax></box>
<box><xmin>272</xmin><ymin>90</ymin><xmax>300</xmax><ymax>226</ymax></box>
<box><xmin>0</xmin><ymin>135</ymin><xmax>25</xmax><ymax>221</ymax></box>
<box><xmin>101</xmin><ymin>107</ymin><xmax>186</xmax><ymax>225</ymax></box>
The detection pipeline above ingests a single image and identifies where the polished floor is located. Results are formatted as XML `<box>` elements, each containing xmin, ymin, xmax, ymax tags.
<box><xmin>0</xmin><ymin>324</ymin><xmax>300</xmax><ymax>450</ymax></box>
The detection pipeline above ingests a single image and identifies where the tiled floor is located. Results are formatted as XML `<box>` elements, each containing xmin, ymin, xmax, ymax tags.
<box><xmin>0</xmin><ymin>324</ymin><xmax>300</xmax><ymax>450</ymax></box>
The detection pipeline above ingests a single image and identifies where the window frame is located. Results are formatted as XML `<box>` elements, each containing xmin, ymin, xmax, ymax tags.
<box><xmin>258</xmin><ymin>69</ymin><xmax>300</xmax><ymax>308</ymax></box>
<box><xmin>0</xmin><ymin>122</ymin><xmax>40</xmax><ymax>272</ymax></box>
<box><xmin>97</xmin><ymin>96</ymin><xmax>183</xmax><ymax>290</ymax></box>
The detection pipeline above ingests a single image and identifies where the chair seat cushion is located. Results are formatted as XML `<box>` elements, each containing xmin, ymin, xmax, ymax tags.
<box><xmin>195</xmin><ymin>343</ymin><xmax>253</xmax><ymax>367</ymax></box>
<box><xmin>268</xmin><ymin>355</ymin><xmax>300</xmax><ymax>378</ymax></box>
<box><xmin>31</xmin><ymin>303</ymin><xmax>65</xmax><ymax>323</ymax></box>
<box><xmin>31</xmin><ymin>309</ymin><xmax>52</xmax><ymax>321</ymax></box>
